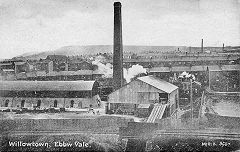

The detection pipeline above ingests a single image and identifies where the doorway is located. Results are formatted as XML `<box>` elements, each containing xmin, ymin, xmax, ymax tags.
<box><xmin>54</xmin><ymin>100</ymin><xmax>58</xmax><ymax>108</ymax></box>
<box><xmin>21</xmin><ymin>100</ymin><xmax>25</xmax><ymax>108</ymax></box>
<box><xmin>5</xmin><ymin>100</ymin><xmax>9</xmax><ymax>107</ymax></box>
<box><xmin>37</xmin><ymin>100</ymin><xmax>41</xmax><ymax>108</ymax></box>
<box><xmin>70</xmin><ymin>100</ymin><xmax>74</xmax><ymax>108</ymax></box>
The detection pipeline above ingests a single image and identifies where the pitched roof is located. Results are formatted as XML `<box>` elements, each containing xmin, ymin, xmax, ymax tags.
<box><xmin>150</xmin><ymin>67</ymin><xmax>170</xmax><ymax>72</ymax></box>
<box><xmin>0</xmin><ymin>80</ymin><xmax>97</xmax><ymax>91</ymax></box>
<box><xmin>137</xmin><ymin>76</ymin><xmax>178</xmax><ymax>93</ymax></box>
<box><xmin>171</xmin><ymin>66</ymin><xmax>191</xmax><ymax>72</ymax></box>
<box><xmin>190</xmin><ymin>66</ymin><xmax>208</xmax><ymax>71</ymax></box>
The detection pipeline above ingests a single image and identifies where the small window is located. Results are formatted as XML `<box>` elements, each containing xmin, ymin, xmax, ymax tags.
<box><xmin>37</xmin><ymin>100</ymin><xmax>41</xmax><ymax>107</ymax></box>
<box><xmin>78</xmin><ymin>101</ymin><xmax>82</xmax><ymax>108</ymax></box>
<box><xmin>70</xmin><ymin>100</ymin><xmax>74</xmax><ymax>108</ymax></box>
<box><xmin>21</xmin><ymin>100</ymin><xmax>25</xmax><ymax>108</ymax></box>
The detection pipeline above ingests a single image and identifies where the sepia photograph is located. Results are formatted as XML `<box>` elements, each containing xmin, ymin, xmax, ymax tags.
<box><xmin>0</xmin><ymin>0</ymin><xmax>240</xmax><ymax>151</ymax></box>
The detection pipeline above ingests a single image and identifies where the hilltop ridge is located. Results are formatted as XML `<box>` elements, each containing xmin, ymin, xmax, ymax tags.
<box><xmin>13</xmin><ymin>45</ymin><xmax>228</xmax><ymax>60</ymax></box>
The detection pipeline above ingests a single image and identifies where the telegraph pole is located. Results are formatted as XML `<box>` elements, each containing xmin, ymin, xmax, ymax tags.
<box><xmin>190</xmin><ymin>79</ymin><xmax>193</xmax><ymax>125</ymax></box>
<box><xmin>178</xmin><ymin>72</ymin><xmax>195</xmax><ymax>126</ymax></box>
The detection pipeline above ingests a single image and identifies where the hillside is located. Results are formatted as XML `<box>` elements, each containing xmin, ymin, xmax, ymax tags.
<box><xmin>14</xmin><ymin>45</ymin><xmax>226</xmax><ymax>60</ymax></box>
<box><xmin>14</xmin><ymin>45</ymin><xmax>189</xmax><ymax>60</ymax></box>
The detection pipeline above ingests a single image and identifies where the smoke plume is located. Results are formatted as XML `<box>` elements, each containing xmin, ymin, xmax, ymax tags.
<box><xmin>92</xmin><ymin>60</ymin><xmax>113</xmax><ymax>78</ymax></box>
<box><xmin>124</xmin><ymin>64</ymin><xmax>147</xmax><ymax>83</ymax></box>
<box><xmin>92</xmin><ymin>59</ymin><xmax>147</xmax><ymax>82</ymax></box>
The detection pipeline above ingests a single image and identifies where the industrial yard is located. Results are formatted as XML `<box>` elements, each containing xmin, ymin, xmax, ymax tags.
<box><xmin>0</xmin><ymin>0</ymin><xmax>240</xmax><ymax>151</ymax></box>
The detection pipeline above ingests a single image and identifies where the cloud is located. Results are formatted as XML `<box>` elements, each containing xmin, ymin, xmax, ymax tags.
<box><xmin>122</xmin><ymin>0</ymin><xmax>240</xmax><ymax>46</ymax></box>
<box><xmin>0</xmin><ymin>0</ymin><xmax>110</xmax><ymax>20</ymax></box>
<box><xmin>0</xmin><ymin>0</ymin><xmax>239</xmax><ymax>58</ymax></box>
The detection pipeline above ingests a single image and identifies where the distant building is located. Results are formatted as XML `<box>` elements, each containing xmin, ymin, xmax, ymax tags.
<box><xmin>46</xmin><ymin>55</ymin><xmax>68</xmax><ymax>72</ymax></box>
<box><xmin>0</xmin><ymin>60</ymin><xmax>31</xmax><ymax>80</ymax></box>
<box><xmin>149</xmin><ymin>64</ymin><xmax>240</xmax><ymax>90</ymax></box>
<box><xmin>15</xmin><ymin>61</ymin><xmax>30</xmax><ymax>73</ymax></box>
<box><xmin>68</xmin><ymin>61</ymin><xmax>95</xmax><ymax>71</ymax></box>
<box><xmin>0</xmin><ymin>60</ymin><xmax>16</xmax><ymax>74</ymax></box>
<box><xmin>33</xmin><ymin>60</ymin><xmax>53</xmax><ymax>73</ymax></box>
<box><xmin>15</xmin><ymin>58</ymin><xmax>103</xmax><ymax>81</ymax></box>
<box><xmin>109</xmin><ymin>53</ymin><xmax>240</xmax><ymax>68</ymax></box>
<box><xmin>46</xmin><ymin>55</ymin><xmax>68</xmax><ymax>62</ymax></box>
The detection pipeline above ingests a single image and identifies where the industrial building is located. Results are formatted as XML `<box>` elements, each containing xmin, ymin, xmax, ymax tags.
<box><xmin>0</xmin><ymin>59</ymin><xmax>104</xmax><ymax>81</ymax></box>
<box><xmin>0</xmin><ymin>80</ymin><xmax>100</xmax><ymax>109</ymax></box>
<box><xmin>108</xmin><ymin>75</ymin><xmax>179</xmax><ymax>119</ymax></box>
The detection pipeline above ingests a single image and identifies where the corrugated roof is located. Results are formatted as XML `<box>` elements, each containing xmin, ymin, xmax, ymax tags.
<box><xmin>0</xmin><ymin>80</ymin><xmax>96</xmax><ymax>91</ymax></box>
<box><xmin>137</xmin><ymin>76</ymin><xmax>178</xmax><ymax>93</ymax></box>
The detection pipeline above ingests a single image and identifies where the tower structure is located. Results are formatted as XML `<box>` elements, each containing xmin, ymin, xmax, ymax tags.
<box><xmin>113</xmin><ymin>2</ymin><xmax>124</xmax><ymax>91</ymax></box>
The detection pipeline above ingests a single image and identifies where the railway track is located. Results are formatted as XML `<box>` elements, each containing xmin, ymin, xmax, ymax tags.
<box><xmin>2</xmin><ymin>128</ymin><xmax>240</xmax><ymax>141</ymax></box>
<box><xmin>154</xmin><ymin>130</ymin><xmax>240</xmax><ymax>140</ymax></box>
<box><xmin>121</xmin><ymin>129</ymin><xmax>240</xmax><ymax>140</ymax></box>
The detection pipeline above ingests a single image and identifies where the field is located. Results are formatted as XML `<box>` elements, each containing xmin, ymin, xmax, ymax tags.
<box><xmin>0</xmin><ymin>112</ymin><xmax>137</xmax><ymax>151</ymax></box>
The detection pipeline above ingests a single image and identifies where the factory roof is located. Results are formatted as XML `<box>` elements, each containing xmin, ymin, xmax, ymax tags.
<box><xmin>14</xmin><ymin>62</ymin><xmax>27</xmax><ymax>65</ymax></box>
<box><xmin>171</xmin><ymin>66</ymin><xmax>191</xmax><ymax>72</ymax></box>
<box><xmin>150</xmin><ymin>67</ymin><xmax>170</xmax><ymax>72</ymax></box>
<box><xmin>149</xmin><ymin>64</ymin><xmax>240</xmax><ymax>72</ymax></box>
<box><xmin>220</xmin><ymin>64</ymin><xmax>240</xmax><ymax>71</ymax></box>
<box><xmin>190</xmin><ymin>66</ymin><xmax>208</xmax><ymax>71</ymax></box>
<box><xmin>137</xmin><ymin>76</ymin><xmax>178</xmax><ymax>93</ymax></box>
<box><xmin>0</xmin><ymin>80</ymin><xmax>98</xmax><ymax>91</ymax></box>
<box><xmin>121</xmin><ymin>55</ymin><xmax>239</xmax><ymax>63</ymax></box>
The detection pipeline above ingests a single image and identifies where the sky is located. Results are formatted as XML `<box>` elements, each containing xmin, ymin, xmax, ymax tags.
<box><xmin>0</xmin><ymin>0</ymin><xmax>239</xmax><ymax>59</ymax></box>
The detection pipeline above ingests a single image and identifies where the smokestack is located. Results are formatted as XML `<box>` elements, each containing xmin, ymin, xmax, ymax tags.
<box><xmin>222</xmin><ymin>43</ymin><xmax>225</xmax><ymax>51</ymax></box>
<box><xmin>201</xmin><ymin>39</ymin><xmax>203</xmax><ymax>53</ymax></box>
<box><xmin>113</xmin><ymin>2</ymin><xmax>124</xmax><ymax>91</ymax></box>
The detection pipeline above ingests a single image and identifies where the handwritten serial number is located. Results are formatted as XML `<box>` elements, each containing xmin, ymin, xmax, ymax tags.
<box><xmin>202</xmin><ymin>141</ymin><xmax>231</xmax><ymax>147</ymax></box>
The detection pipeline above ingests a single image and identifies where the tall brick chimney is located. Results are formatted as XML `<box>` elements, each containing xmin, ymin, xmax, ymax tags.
<box><xmin>201</xmin><ymin>39</ymin><xmax>203</xmax><ymax>53</ymax></box>
<box><xmin>113</xmin><ymin>2</ymin><xmax>123</xmax><ymax>91</ymax></box>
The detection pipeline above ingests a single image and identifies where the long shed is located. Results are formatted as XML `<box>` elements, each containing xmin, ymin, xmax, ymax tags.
<box><xmin>0</xmin><ymin>80</ymin><xmax>100</xmax><ymax>109</ymax></box>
